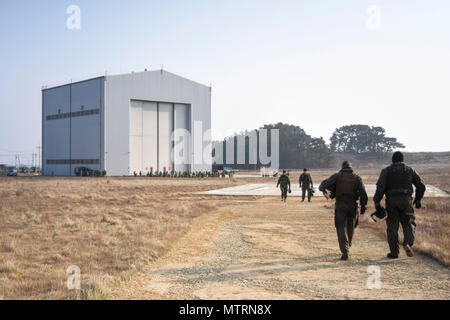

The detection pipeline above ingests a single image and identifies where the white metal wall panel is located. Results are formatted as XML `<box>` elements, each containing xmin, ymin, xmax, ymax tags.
<box><xmin>130</xmin><ymin>101</ymin><xmax>143</xmax><ymax>136</ymax></box>
<box><xmin>130</xmin><ymin>100</ymin><xmax>143</xmax><ymax>173</ymax></box>
<box><xmin>158</xmin><ymin>103</ymin><xmax>173</xmax><ymax>172</ymax></box>
<box><xmin>174</xmin><ymin>104</ymin><xmax>190</xmax><ymax>172</ymax></box>
<box><xmin>129</xmin><ymin>100</ymin><xmax>158</xmax><ymax>174</ymax></box>
<box><xmin>130</xmin><ymin>135</ymin><xmax>142</xmax><ymax>174</ymax></box>
<box><xmin>142</xmin><ymin>102</ymin><xmax>158</xmax><ymax>171</ymax></box>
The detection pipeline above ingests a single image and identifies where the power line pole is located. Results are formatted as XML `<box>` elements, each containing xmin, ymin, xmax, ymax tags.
<box><xmin>15</xmin><ymin>155</ymin><xmax>21</xmax><ymax>169</ymax></box>
<box><xmin>37</xmin><ymin>145</ymin><xmax>41</xmax><ymax>170</ymax></box>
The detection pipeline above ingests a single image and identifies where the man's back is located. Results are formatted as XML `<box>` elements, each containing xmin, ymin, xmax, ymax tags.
<box><xmin>335</xmin><ymin>169</ymin><xmax>359</xmax><ymax>199</ymax></box>
<box><xmin>374</xmin><ymin>162</ymin><xmax>425</xmax><ymax>202</ymax></box>
<box><xmin>386</xmin><ymin>163</ymin><xmax>415</xmax><ymax>195</ymax></box>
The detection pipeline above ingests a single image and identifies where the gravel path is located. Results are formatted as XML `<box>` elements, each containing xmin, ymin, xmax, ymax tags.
<box><xmin>113</xmin><ymin>198</ymin><xmax>450</xmax><ymax>300</ymax></box>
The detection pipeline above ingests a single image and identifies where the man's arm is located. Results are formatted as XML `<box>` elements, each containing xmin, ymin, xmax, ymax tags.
<box><xmin>309</xmin><ymin>174</ymin><xmax>313</xmax><ymax>188</ymax></box>
<box><xmin>412</xmin><ymin>169</ymin><xmax>426</xmax><ymax>208</ymax></box>
<box><xmin>287</xmin><ymin>177</ymin><xmax>291</xmax><ymax>189</ymax></box>
<box><xmin>357</xmin><ymin>176</ymin><xmax>368</xmax><ymax>213</ymax></box>
<box><xmin>299</xmin><ymin>175</ymin><xmax>302</xmax><ymax>188</ymax></box>
<box><xmin>373</xmin><ymin>168</ymin><xmax>387</xmax><ymax>206</ymax></box>
<box><xmin>319</xmin><ymin>174</ymin><xmax>338</xmax><ymax>192</ymax></box>
<box><xmin>276</xmin><ymin>176</ymin><xmax>281</xmax><ymax>188</ymax></box>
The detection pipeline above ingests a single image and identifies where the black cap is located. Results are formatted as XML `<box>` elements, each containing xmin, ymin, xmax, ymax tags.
<box><xmin>392</xmin><ymin>151</ymin><xmax>404</xmax><ymax>163</ymax></box>
<box><xmin>342</xmin><ymin>161</ymin><xmax>352</xmax><ymax>169</ymax></box>
<box><xmin>283</xmin><ymin>170</ymin><xmax>286</xmax><ymax>173</ymax></box>
<box><xmin>303</xmin><ymin>168</ymin><xmax>308</xmax><ymax>172</ymax></box>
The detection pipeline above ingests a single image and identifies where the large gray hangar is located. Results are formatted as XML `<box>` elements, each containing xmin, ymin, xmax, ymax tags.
<box><xmin>42</xmin><ymin>70</ymin><xmax>212</xmax><ymax>176</ymax></box>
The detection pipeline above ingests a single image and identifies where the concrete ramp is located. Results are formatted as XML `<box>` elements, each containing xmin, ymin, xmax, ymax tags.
<box><xmin>198</xmin><ymin>184</ymin><xmax>448</xmax><ymax>198</ymax></box>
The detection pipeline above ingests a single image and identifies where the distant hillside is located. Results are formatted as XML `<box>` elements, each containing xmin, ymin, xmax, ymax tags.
<box><xmin>332</xmin><ymin>152</ymin><xmax>450</xmax><ymax>168</ymax></box>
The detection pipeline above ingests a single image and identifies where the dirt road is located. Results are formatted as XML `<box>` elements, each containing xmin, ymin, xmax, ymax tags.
<box><xmin>112</xmin><ymin>198</ymin><xmax>450</xmax><ymax>300</ymax></box>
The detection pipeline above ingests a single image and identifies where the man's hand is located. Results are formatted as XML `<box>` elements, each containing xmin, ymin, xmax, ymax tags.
<box><xmin>375</xmin><ymin>201</ymin><xmax>382</xmax><ymax>210</ymax></box>
<box><xmin>360</xmin><ymin>206</ymin><xmax>366</xmax><ymax>215</ymax></box>
<box><xmin>289</xmin><ymin>188</ymin><xmax>292</xmax><ymax>194</ymax></box>
<box><xmin>413</xmin><ymin>198</ymin><xmax>422</xmax><ymax>209</ymax></box>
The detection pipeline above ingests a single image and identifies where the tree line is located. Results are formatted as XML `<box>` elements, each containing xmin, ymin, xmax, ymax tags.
<box><xmin>212</xmin><ymin>123</ymin><xmax>405</xmax><ymax>169</ymax></box>
<box><xmin>330</xmin><ymin>125</ymin><xmax>405</xmax><ymax>154</ymax></box>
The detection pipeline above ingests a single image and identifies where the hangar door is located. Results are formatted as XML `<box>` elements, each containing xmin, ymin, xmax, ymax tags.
<box><xmin>173</xmin><ymin>104</ymin><xmax>190</xmax><ymax>173</ymax></box>
<box><xmin>130</xmin><ymin>101</ymin><xmax>158</xmax><ymax>174</ymax></box>
<box><xmin>130</xmin><ymin>101</ymin><xmax>190</xmax><ymax>174</ymax></box>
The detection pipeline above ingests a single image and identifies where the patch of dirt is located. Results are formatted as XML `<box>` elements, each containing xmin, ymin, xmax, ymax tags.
<box><xmin>111</xmin><ymin>198</ymin><xmax>450</xmax><ymax>300</ymax></box>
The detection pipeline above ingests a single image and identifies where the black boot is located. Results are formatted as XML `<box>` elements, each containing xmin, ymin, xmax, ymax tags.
<box><xmin>403</xmin><ymin>244</ymin><xmax>414</xmax><ymax>257</ymax></box>
<box><xmin>387</xmin><ymin>253</ymin><xmax>398</xmax><ymax>259</ymax></box>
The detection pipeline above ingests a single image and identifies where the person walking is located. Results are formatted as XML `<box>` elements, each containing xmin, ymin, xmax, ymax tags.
<box><xmin>319</xmin><ymin>161</ymin><xmax>368</xmax><ymax>260</ymax></box>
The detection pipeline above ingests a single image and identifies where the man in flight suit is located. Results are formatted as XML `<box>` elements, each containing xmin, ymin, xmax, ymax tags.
<box><xmin>277</xmin><ymin>170</ymin><xmax>291</xmax><ymax>202</ymax></box>
<box><xmin>319</xmin><ymin>161</ymin><xmax>368</xmax><ymax>260</ymax></box>
<box><xmin>373</xmin><ymin>151</ymin><xmax>426</xmax><ymax>259</ymax></box>
<box><xmin>299</xmin><ymin>168</ymin><xmax>314</xmax><ymax>202</ymax></box>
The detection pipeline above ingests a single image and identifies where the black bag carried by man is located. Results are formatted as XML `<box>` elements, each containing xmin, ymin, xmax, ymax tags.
<box><xmin>371</xmin><ymin>206</ymin><xmax>388</xmax><ymax>222</ymax></box>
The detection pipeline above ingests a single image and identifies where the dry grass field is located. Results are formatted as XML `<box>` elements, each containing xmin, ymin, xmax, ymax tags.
<box><xmin>0</xmin><ymin>177</ymin><xmax>242</xmax><ymax>299</ymax></box>
<box><xmin>0</xmin><ymin>164</ymin><xmax>448</xmax><ymax>299</ymax></box>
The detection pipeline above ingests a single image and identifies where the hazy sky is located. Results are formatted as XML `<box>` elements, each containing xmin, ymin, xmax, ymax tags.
<box><xmin>1</xmin><ymin>0</ymin><xmax>449</xmax><ymax>165</ymax></box>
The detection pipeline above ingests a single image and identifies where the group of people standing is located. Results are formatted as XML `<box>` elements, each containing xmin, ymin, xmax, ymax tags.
<box><xmin>276</xmin><ymin>151</ymin><xmax>426</xmax><ymax>261</ymax></box>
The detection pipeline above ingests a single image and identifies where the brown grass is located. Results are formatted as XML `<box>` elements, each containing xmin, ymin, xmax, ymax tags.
<box><xmin>0</xmin><ymin>177</ymin><xmax>241</xmax><ymax>299</ymax></box>
<box><xmin>0</xmin><ymin>165</ymin><xmax>448</xmax><ymax>299</ymax></box>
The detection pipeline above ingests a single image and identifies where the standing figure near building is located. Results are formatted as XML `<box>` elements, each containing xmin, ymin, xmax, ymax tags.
<box><xmin>277</xmin><ymin>170</ymin><xmax>291</xmax><ymax>202</ymax></box>
<box><xmin>319</xmin><ymin>161</ymin><xmax>368</xmax><ymax>261</ymax></box>
<box><xmin>299</xmin><ymin>168</ymin><xmax>314</xmax><ymax>202</ymax></box>
<box><xmin>373</xmin><ymin>151</ymin><xmax>426</xmax><ymax>259</ymax></box>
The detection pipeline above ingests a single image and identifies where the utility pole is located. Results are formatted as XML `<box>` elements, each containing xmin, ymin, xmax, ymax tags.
<box><xmin>37</xmin><ymin>145</ymin><xmax>41</xmax><ymax>171</ymax></box>
<box><xmin>15</xmin><ymin>155</ymin><xmax>21</xmax><ymax>169</ymax></box>
<box><xmin>32</xmin><ymin>153</ymin><xmax>37</xmax><ymax>168</ymax></box>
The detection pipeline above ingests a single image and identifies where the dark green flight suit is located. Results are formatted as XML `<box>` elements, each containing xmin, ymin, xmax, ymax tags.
<box><xmin>299</xmin><ymin>173</ymin><xmax>313</xmax><ymax>202</ymax></box>
<box><xmin>319</xmin><ymin>168</ymin><xmax>368</xmax><ymax>256</ymax></box>
<box><xmin>277</xmin><ymin>174</ymin><xmax>291</xmax><ymax>201</ymax></box>
<box><xmin>373</xmin><ymin>162</ymin><xmax>425</xmax><ymax>256</ymax></box>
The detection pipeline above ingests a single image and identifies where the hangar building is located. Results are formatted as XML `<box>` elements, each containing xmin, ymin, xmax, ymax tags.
<box><xmin>42</xmin><ymin>70</ymin><xmax>211</xmax><ymax>176</ymax></box>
